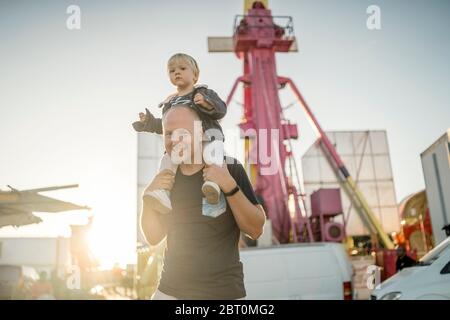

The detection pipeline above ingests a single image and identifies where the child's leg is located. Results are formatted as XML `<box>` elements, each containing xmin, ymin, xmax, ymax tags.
<box><xmin>159</xmin><ymin>152</ymin><xmax>178</xmax><ymax>174</ymax></box>
<box><xmin>143</xmin><ymin>153</ymin><xmax>178</xmax><ymax>214</ymax></box>
<box><xmin>202</xmin><ymin>140</ymin><xmax>224</xmax><ymax>205</ymax></box>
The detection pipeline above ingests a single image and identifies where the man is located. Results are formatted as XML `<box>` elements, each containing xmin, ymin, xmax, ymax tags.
<box><xmin>396</xmin><ymin>246</ymin><xmax>416</xmax><ymax>272</ymax></box>
<box><xmin>140</xmin><ymin>106</ymin><xmax>266</xmax><ymax>300</ymax></box>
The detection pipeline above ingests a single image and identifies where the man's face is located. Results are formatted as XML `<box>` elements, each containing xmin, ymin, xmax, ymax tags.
<box><xmin>168</xmin><ymin>60</ymin><xmax>196</xmax><ymax>89</ymax></box>
<box><xmin>163</xmin><ymin>107</ymin><xmax>203</xmax><ymax>165</ymax></box>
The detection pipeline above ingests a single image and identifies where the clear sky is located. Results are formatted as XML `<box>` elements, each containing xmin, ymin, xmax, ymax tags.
<box><xmin>1</xmin><ymin>0</ymin><xmax>449</xmax><ymax>268</ymax></box>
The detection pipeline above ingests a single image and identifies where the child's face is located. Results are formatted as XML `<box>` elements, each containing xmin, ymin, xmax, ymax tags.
<box><xmin>168</xmin><ymin>60</ymin><xmax>196</xmax><ymax>89</ymax></box>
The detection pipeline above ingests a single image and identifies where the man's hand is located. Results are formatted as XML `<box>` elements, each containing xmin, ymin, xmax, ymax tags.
<box><xmin>194</xmin><ymin>93</ymin><xmax>213</xmax><ymax>110</ymax></box>
<box><xmin>205</xmin><ymin>163</ymin><xmax>265</xmax><ymax>240</ymax></box>
<box><xmin>143</xmin><ymin>169</ymin><xmax>175</xmax><ymax>195</ymax></box>
<box><xmin>202</xmin><ymin>163</ymin><xmax>236</xmax><ymax>193</ymax></box>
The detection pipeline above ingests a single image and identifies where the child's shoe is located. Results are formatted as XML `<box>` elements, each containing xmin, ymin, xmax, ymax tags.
<box><xmin>202</xmin><ymin>181</ymin><xmax>221</xmax><ymax>205</ymax></box>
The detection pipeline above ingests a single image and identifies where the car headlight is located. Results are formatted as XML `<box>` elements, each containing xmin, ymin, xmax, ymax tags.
<box><xmin>380</xmin><ymin>292</ymin><xmax>402</xmax><ymax>300</ymax></box>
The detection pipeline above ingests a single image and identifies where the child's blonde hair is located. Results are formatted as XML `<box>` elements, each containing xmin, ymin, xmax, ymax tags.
<box><xmin>167</xmin><ymin>53</ymin><xmax>200</xmax><ymax>83</ymax></box>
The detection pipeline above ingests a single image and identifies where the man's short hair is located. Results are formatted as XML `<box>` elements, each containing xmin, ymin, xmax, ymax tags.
<box><xmin>163</xmin><ymin>105</ymin><xmax>201</xmax><ymax>121</ymax></box>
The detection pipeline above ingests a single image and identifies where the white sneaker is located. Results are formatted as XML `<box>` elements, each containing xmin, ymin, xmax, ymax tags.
<box><xmin>143</xmin><ymin>189</ymin><xmax>172</xmax><ymax>214</ymax></box>
<box><xmin>202</xmin><ymin>181</ymin><xmax>221</xmax><ymax>205</ymax></box>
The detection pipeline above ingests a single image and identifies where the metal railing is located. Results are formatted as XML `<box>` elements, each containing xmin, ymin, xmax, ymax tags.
<box><xmin>233</xmin><ymin>14</ymin><xmax>295</xmax><ymax>39</ymax></box>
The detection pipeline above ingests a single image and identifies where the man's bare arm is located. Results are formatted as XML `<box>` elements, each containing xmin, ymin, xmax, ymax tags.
<box><xmin>202</xmin><ymin>164</ymin><xmax>266</xmax><ymax>240</ymax></box>
<box><xmin>139</xmin><ymin>170</ymin><xmax>174</xmax><ymax>245</ymax></box>
<box><xmin>226</xmin><ymin>191</ymin><xmax>266</xmax><ymax>240</ymax></box>
<box><xmin>140</xmin><ymin>205</ymin><xmax>168</xmax><ymax>246</ymax></box>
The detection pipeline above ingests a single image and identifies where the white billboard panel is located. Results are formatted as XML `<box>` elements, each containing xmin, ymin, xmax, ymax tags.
<box><xmin>421</xmin><ymin>129</ymin><xmax>450</xmax><ymax>245</ymax></box>
<box><xmin>136</xmin><ymin>133</ymin><xmax>164</xmax><ymax>246</ymax></box>
<box><xmin>301</xmin><ymin>130</ymin><xmax>400</xmax><ymax>236</ymax></box>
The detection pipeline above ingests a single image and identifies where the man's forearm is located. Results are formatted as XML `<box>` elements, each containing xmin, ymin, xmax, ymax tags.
<box><xmin>140</xmin><ymin>204</ymin><xmax>167</xmax><ymax>245</ymax></box>
<box><xmin>224</xmin><ymin>183</ymin><xmax>266</xmax><ymax>240</ymax></box>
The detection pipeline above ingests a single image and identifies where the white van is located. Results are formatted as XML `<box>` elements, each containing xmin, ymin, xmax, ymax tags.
<box><xmin>240</xmin><ymin>242</ymin><xmax>353</xmax><ymax>300</ymax></box>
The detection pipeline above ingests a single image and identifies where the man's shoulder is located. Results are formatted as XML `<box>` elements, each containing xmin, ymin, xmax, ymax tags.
<box><xmin>224</xmin><ymin>156</ymin><xmax>242</xmax><ymax>166</ymax></box>
<box><xmin>224</xmin><ymin>156</ymin><xmax>244</xmax><ymax>176</ymax></box>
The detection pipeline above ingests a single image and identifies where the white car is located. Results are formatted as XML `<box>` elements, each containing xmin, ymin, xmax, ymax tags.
<box><xmin>371</xmin><ymin>237</ymin><xmax>450</xmax><ymax>300</ymax></box>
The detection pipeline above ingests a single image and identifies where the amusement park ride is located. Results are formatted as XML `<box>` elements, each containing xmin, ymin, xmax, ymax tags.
<box><xmin>208</xmin><ymin>0</ymin><xmax>395</xmax><ymax>249</ymax></box>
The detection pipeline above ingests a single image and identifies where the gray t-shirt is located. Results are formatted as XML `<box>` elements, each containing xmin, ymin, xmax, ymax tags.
<box><xmin>158</xmin><ymin>157</ymin><xmax>259</xmax><ymax>299</ymax></box>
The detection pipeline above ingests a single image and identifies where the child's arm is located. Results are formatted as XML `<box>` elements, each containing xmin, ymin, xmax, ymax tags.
<box><xmin>193</xmin><ymin>88</ymin><xmax>227</xmax><ymax>120</ymax></box>
<box><xmin>132</xmin><ymin>108</ymin><xmax>163</xmax><ymax>134</ymax></box>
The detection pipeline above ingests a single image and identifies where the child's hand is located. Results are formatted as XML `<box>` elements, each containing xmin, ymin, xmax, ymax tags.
<box><xmin>139</xmin><ymin>112</ymin><xmax>146</xmax><ymax>123</ymax></box>
<box><xmin>132</xmin><ymin>108</ymin><xmax>160</xmax><ymax>133</ymax></box>
<box><xmin>194</xmin><ymin>93</ymin><xmax>213</xmax><ymax>110</ymax></box>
